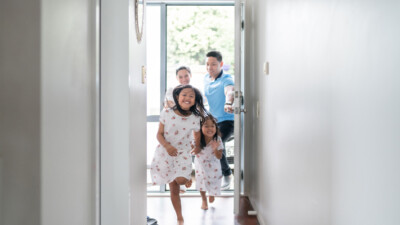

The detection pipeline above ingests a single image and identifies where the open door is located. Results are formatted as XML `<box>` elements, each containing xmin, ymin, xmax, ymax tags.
<box><xmin>233</xmin><ymin>0</ymin><xmax>246</xmax><ymax>214</ymax></box>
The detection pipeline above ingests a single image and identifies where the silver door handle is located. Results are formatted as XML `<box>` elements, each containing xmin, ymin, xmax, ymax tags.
<box><xmin>234</xmin><ymin>107</ymin><xmax>247</xmax><ymax>114</ymax></box>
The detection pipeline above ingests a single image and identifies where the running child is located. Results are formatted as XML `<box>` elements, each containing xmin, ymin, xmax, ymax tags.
<box><xmin>150</xmin><ymin>84</ymin><xmax>206</xmax><ymax>224</ymax></box>
<box><xmin>192</xmin><ymin>114</ymin><xmax>224</xmax><ymax>210</ymax></box>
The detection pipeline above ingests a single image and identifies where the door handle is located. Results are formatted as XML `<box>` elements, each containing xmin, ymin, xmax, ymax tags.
<box><xmin>234</xmin><ymin>107</ymin><xmax>247</xmax><ymax>114</ymax></box>
<box><xmin>234</xmin><ymin>91</ymin><xmax>246</xmax><ymax>114</ymax></box>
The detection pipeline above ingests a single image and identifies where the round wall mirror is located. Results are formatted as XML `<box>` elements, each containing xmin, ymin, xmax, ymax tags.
<box><xmin>135</xmin><ymin>0</ymin><xmax>145</xmax><ymax>43</ymax></box>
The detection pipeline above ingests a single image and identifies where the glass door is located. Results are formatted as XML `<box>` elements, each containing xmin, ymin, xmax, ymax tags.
<box><xmin>146</xmin><ymin>2</ymin><xmax>235</xmax><ymax>193</ymax></box>
<box><xmin>146</xmin><ymin>4</ymin><xmax>164</xmax><ymax>192</ymax></box>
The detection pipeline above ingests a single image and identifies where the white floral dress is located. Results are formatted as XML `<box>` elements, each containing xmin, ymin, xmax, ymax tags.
<box><xmin>194</xmin><ymin>137</ymin><xmax>224</xmax><ymax>196</ymax></box>
<box><xmin>150</xmin><ymin>109</ymin><xmax>200</xmax><ymax>185</ymax></box>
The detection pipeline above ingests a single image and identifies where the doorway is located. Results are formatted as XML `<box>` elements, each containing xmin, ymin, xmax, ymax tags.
<box><xmin>145</xmin><ymin>2</ymin><xmax>236</xmax><ymax>193</ymax></box>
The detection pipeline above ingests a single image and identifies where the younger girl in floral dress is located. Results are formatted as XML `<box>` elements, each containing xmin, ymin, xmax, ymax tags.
<box><xmin>192</xmin><ymin>114</ymin><xmax>223</xmax><ymax>210</ymax></box>
<box><xmin>150</xmin><ymin>84</ymin><xmax>206</xmax><ymax>224</ymax></box>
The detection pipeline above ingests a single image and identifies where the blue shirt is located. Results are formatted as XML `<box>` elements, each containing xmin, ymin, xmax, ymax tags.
<box><xmin>204</xmin><ymin>72</ymin><xmax>234</xmax><ymax>123</ymax></box>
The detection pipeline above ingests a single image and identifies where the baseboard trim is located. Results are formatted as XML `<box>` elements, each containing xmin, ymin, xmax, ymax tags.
<box><xmin>147</xmin><ymin>191</ymin><xmax>234</xmax><ymax>197</ymax></box>
<box><xmin>247</xmin><ymin>195</ymin><xmax>266</xmax><ymax>225</ymax></box>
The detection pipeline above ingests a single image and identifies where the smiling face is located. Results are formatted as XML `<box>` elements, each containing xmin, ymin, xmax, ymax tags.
<box><xmin>206</xmin><ymin>56</ymin><xmax>223</xmax><ymax>79</ymax></box>
<box><xmin>201</xmin><ymin>119</ymin><xmax>217</xmax><ymax>139</ymax></box>
<box><xmin>176</xmin><ymin>69</ymin><xmax>191</xmax><ymax>85</ymax></box>
<box><xmin>177</xmin><ymin>88</ymin><xmax>196</xmax><ymax>110</ymax></box>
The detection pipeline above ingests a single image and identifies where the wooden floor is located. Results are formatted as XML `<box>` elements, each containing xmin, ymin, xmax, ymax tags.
<box><xmin>147</xmin><ymin>195</ymin><xmax>259</xmax><ymax>225</ymax></box>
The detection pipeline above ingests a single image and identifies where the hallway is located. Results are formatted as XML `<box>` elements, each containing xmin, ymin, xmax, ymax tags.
<box><xmin>1</xmin><ymin>0</ymin><xmax>399</xmax><ymax>225</ymax></box>
<box><xmin>148</xmin><ymin>196</ymin><xmax>259</xmax><ymax>225</ymax></box>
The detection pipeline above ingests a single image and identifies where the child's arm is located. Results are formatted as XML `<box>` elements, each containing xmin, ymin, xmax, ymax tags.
<box><xmin>214</xmin><ymin>149</ymin><xmax>223</xmax><ymax>159</ymax></box>
<box><xmin>163</xmin><ymin>88</ymin><xmax>175</xmax><ymax>108</ymax></box>
<box><xmin>210</xmin><ymin>140</ymin><xmax>223</xmax><ymax>159</ymax></box>
<box><xmin>157</xmin><ymin>122</ymin><xmax>178</xmax><ymax>156</ymax></box>
<box><xmin>164</xmin><ymin>100</ymin><xmax>174</xmax><ymax>109</ymax></box>
<box><xmin>191</xmin><ymin>130</ymin><xmax>202</xmax><ymax>155</ymax></box>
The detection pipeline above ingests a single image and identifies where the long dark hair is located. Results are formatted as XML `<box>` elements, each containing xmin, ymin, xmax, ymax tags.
<box><xmin>200</xmin><ymin>114</ymin><xmax>220</xmax><ymax>149</ymax></box>
<box><xmin>172</xmin><ymin>84</ymin><xmax>207</xmax><ymax>118</ymax></box>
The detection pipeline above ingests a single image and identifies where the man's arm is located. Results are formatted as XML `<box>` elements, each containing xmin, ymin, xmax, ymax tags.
<box><xmin>224</xmin><ymin>85</ymin><xmax>235</xmax><ymax>113</ymax></box>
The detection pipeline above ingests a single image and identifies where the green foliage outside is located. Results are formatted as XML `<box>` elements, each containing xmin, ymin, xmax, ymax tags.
<box><xmin>167</xmin><ymin>6</ymin><xmax>235</xmax><ymax>74</ymax></box>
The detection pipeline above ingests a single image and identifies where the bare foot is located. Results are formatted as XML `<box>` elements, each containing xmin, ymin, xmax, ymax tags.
<box><xmin>185</xmin><ymin>179</ymin><xmax>192</xmax><ymax>188</ymax></box>
<box><xmin>177</xmin><ymin>219</ymin><xmax>184</xmax><ymax>225</ymax></box>
<box><xmin>209</xmin><ymin>196</ymin><xmax>215</xmax><ymax>203</ymax></box>
<box><xmin>201</xmin><ymin>200</ymin><xmax>208</xmax><ymax>210</ymax></box>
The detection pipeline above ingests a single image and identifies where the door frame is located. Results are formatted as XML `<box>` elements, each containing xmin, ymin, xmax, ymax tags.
<box><xmin>144</xmin><ymin>0</ymin><xmax>246</xmax><ymax>216</ymax></box>
<box><xmin>233</xmin><ymin>0</ymin><xmax>246</xmax><ymax>214</ymax></box>
<box><xmin>145</xmin><ymin>1</ymin><xmax>237</xmax><ymax>194</ymax></box>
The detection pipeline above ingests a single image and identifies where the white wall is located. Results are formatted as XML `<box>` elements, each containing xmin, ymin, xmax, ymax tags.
<box><xmin>0</xmin><ymin>158</ymin><xmax>2</xmax><ymax>223</ymax></box>
<box><xmin>41</xmin><ymin>0</ymin><xmax>97</xmax><ymax>224</ymax></box>
<box><xmin>128</xmin><ymin>0</ymin><xmax>148</xmax><ymax>224</ymax></box>
<box><xmin>101</xmin><ymin>0</ymin><xmax>147</xmax><ymax>224</ymax></box>
<box><xmin>0</xmin><ymin>0</ymin><xmax>97</xmax><ymax>225</ymax></box>
<box><xmin>246</xmin><ymin>0</ymin><xmax>400</xmax><ymax>224</ymax></box>
<box><xmin>1</xmin><ymin>0</ymin><xmax>148</xmax><ymax>224</ymax></box>
<box><xmin>100</xmin><ymin>0</ymin><xmax>130</xmax><ymax>224</ymax></box>
<box><xmin>329</xmin><ymin>1</ymin><xmax>400</xmax><ymax>224</ymax></box>
<box><xmin>0</xmin><ymin>0</ymin><xmax>41</xmax><ymax>224</ymax></box>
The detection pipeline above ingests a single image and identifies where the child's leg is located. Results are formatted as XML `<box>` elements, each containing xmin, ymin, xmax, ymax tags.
<box><xmin>200</xmin><ymin>191</ymin><xmax>208</xmax><ymax>210</ymax></box>
<box><xmin>175</xmin><ymin>177</ymin><xmax>192</xmax><ymax>188</ymax></box>
<box><xmin>209</xmin><ymin>195</ymin><xmax>215</xmax><ymax>203</ymax></box>
<box><xmin>185</xmin><ymin>178</ymin><xmax>192</xmax><ymax>188</ymax></box>
<box><xmin>169</xmin><ymin>180</ymin><xmax>184</xmax><ymax>222</ymax></box>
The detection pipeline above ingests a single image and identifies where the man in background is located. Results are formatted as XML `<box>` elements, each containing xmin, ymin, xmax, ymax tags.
<box><xmin>203</xmin><ymin>51</ymin><xmax>235</xmax><ymax>190</ymax></box>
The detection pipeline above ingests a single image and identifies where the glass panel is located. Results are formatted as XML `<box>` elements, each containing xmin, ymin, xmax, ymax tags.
<box><xmin>166</xmin><ymin>5</ymin><xmax>236</xmax><ymax>176</ymax></box>
<box><xmin>146</xmin><ymin>5</ymin><xmax>161</xmax><ymax>116</ymax></box>
<box><xmin>166</xmin><ymin>6</ymin><xmax>235</xmax><ymax>92</ymax></box>
<box><xmin>146</xmin><ymin>122</ymin><xmax>159</xmax><ymax>165</ymax></box>
<box><xmin>146</xmin><ymin>4</ymin><xmax>235</xmax><ymax>193</ymax></box>
<box><xmin>146</xmin><ymin>5</ymin><xmax>161</xmax><ymax>166</ymax></box>
<box><xmin>146</xmin><ymin>5</ymin><xmax>162</xmax><ymax>192</ymax></box>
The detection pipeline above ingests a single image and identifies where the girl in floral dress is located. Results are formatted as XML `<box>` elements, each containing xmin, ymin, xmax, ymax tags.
<box><xmin>192</xmin><ymin>114</ymin><xmax>223</xmax><ymax>210</ymax></box>
<box><xmin>150</xmin><ymin>84</ymin><xmax>206</xmax><ymax>225</ymax></box>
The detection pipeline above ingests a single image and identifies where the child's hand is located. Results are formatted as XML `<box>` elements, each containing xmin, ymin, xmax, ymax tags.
<box><xmin>210</xmin><ymin>140</ymin><xmax>220</xmax><ymax>151</ymax></box>
<box><xmin>211</xmin><ymin>140</ymin><xmax>223</xmax><ymax>159</ymax></box>
<box><xmin>165</xmin><ymin>144</ymin><xmax>178</xmax><ymax>157</ymax></box>
<box><xmin>191</xmin><ymin>146</ymin><xmax>201</xmax><ymax>155</ymax></box>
